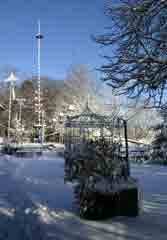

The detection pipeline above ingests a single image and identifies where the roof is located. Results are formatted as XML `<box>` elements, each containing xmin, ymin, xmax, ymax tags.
<box><xmin>65</xmin><ymin>102</ymin><xmax>125</xmax><ymax>128</ymax></box>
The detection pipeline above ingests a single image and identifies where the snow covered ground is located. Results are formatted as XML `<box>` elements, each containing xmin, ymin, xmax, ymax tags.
<box><xmin>0</xmin><ymin>153</ymin><xmax>166</xmax><ymax>239</ymax></box>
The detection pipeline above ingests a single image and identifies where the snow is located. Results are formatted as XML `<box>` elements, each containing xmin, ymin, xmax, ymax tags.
<box><xmin>0</xmin><ymin>153</ymin><xmax>166</xmax><ymax>239</ymax></box>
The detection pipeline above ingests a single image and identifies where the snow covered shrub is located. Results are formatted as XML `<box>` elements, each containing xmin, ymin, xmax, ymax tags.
<box><xmin>65</xmin><ymin>138</ymin><xmax>129</xmax><ymax>219</ymax></box>
<box><xmin>64</xmin><ymin>138</ymin><xmax>127</xmax><ymax>186</ymax></box>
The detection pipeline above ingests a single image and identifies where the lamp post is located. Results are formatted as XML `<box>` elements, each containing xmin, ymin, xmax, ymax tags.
<box><xmin>5</xmin><ymin>72</ymin><xmax>18</xmax><ymax>142</ymax></box>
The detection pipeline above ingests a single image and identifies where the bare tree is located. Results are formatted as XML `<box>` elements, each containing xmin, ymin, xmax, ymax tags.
<box><xmin>61</xmin><ymin>65</ymin><xmax>104</xmax><ymax>114</ymax></box>
<box><xmin>95</xmin><ymin>0</ymin><xmax>167</xmax><ymax>107</ymax></box>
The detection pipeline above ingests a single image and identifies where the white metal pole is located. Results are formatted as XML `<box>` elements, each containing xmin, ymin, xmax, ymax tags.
<box><xmin>36</xmin><ymin>20</ymin><xmax>44</xmax><ymax>143</ymax></box>
<box><xmin>7</xmin><ymin>82</ymin><xmax>12</xmax><ymax>141</ymax></box>
<box><xmin>37</xmin><ymin>20</ymin><xmax>41</xmax><ymax>127</ymax></box>
<box><xmin>5</xmin><ymin>72</ymin><xmax>18</xmax><ymax>143</ymax></box>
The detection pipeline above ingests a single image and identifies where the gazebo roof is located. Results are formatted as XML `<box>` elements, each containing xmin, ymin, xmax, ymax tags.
<box><xmin>65</xmin><ymin>102</ymin><xmax>124</xmax><ymax>128</ymax></box>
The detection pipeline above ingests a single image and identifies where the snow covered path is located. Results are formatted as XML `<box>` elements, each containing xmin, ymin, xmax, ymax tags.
<box><xmin>0</xmin><ymin>154</ymin><xmax>167</xmax><ymax>239</ymax></box>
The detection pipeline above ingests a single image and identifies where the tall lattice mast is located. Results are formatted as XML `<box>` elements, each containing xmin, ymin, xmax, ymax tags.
<box><xmin>35</xmin><ymin>20</ymin><xmax>44</xmax><ymax>141</ymax></box>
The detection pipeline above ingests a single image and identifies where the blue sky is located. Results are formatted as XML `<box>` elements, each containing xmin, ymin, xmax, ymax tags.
<box><xmin>0</xmin><ymin>0</ymin><xmax>109</xmax><ymax>80</ymax></box>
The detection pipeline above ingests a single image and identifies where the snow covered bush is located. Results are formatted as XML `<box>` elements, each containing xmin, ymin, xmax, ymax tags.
<box><xmin>64</xmin><ymin>138</ymin><xmax>127</xmax><ymax>186</ymax></box>
<box><xmin>64</xmin><ymin>138</ymin><xmax>129</xmax><ymax>219</ymax></box>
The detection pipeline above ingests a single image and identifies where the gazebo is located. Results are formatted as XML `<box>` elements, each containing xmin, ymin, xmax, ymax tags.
<box><xmin>64</xmin><ymin>104</ymin><xmax>139</xmax><ymax>220</ymax></box>
<box><xmin>65</xmin><ymin>103</ymin><xmax>130</xmax><ymax>178</ymax></box>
